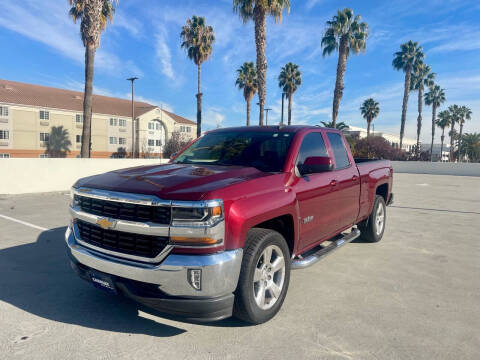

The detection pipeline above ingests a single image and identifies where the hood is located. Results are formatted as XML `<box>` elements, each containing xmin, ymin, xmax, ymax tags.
<box><xmin>75</xmin><ymin>163</ymin><xmax>271</xmax><ymax>200</ymax></box>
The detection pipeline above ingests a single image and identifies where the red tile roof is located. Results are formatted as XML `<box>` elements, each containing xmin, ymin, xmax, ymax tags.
<box><xmin>0</xmin><ymin>79</ymin><xmax>195</xmax><ymax>125</ymax></box>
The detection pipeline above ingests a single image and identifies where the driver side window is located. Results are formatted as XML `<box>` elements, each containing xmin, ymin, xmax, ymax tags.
<box><xmin>296</xmin><ymin>132</ymin><xmax>328</xmax><ymax>167</ymax></box>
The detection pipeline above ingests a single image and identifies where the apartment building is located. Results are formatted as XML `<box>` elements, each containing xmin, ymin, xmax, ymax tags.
<box><xmin>343</xmin><ymin>125</ymin><xmax>417</xmax><ymax>153</ymax></box>
<box><xmin>0</xmin><ymin>80</ymin><xmax>196</xmax><ymax>158</ymax></box>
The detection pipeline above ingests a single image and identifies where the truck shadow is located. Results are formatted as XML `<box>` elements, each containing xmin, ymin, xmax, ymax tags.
<box><xmin>0</xmin><ymin>227</ymin><xmax>187</xmax><ymax>337</ymax></box>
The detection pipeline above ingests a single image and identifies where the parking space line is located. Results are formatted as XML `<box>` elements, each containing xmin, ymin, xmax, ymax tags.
<box><xmin>0</xmin><ymin>214</ymin><xmax>49</xmax><ymax>231</ymax></box>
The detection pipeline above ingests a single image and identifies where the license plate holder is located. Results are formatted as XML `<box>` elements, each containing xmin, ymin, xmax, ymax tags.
<box><xmin>88</xmin><ymin>270</ymin><xmax>117</xmax><ymax>294</ymax></box>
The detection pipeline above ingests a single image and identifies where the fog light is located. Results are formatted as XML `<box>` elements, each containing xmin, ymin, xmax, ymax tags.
<box><xmin>187</xmin><ymin>269</ymin><xmax>202</xmax><ymax>291</ymax></box>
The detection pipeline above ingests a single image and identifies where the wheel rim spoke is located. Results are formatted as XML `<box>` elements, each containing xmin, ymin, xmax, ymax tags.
<box><xmin>269</xmin><ymin>282</ymin><xmax>281</xmax><ymax>299</ymax></box>
<box><xmin>271</xmin><ymin>256</ymin><xmax>284</xmax><ymax>273</ymax></box>
<box><xmin>255</xmin><ymin>284</ymin><xmax>266</xmax><ymax>307</ymax></box>
<box><xmin>263</xmin><ymin>246</ymin><xmax>273</xmax><ymax>265</ymax></box>
<box><xmin>253</xmin><ymin>267</ymin><xmax>263</xmax><ymax>282</ymax></box>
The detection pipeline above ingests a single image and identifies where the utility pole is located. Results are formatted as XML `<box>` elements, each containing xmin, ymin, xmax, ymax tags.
<box><xmin>281</xmin><ymin>93</ymin><xmax>285</xmax><ymax>125</ymax></box>
<box><xmin>265</xmin><ymin>108</ymin><xmax>272</xmax><ymax>126</ymax></box>
<box><xmin>127</xmin><ymin>77</ymin><xmax>138</xmax><ymax>158</ymax></box>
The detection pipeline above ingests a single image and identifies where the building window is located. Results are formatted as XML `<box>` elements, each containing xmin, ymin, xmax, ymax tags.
<box><xmin>39</xmin><ymin>154</ymin><xmax>49</xmax><ymax>158</ymax></box>
<box><xmin>40</xmin><ymin>132</ymin><xmax>49</xmax><ymax>142</ymax></box>
<box><xmin>148</xmin><ymin>122</ymin><xmax>154</xmax><ymax>130</ymax></box>
<box><xmin>155</xmin><ymin>140</ymin><xmax>162</xmax><ymax>147</ymax></box>
<box><xmin>180</xmin><ymin>125</ymin><xmax>185</xmax><ymax>132</ymax></box>
<box><xmin>155</xmin><ymin>123</ymin><xmax>161</xmax><ymax>130</ymax></box>
<box><xmin>119</xmin><ymin>137</ymin><xmax>126</xmax><ymax>145</ymax></box>
<box><xmin>148</xmin><ymin>139</ymin><xmax>154</xmax><ymax>146</ymax></box>
<box><xmin>76</xmin><ymin>135</ymin><xmax>82</xmax><ymax>143</ymax></box>
<box><xmin>0</xmin><ymin>153</ymin><xmax>9</xmax><ymax>158</ymax></box>
<box><xmin>109</xmin><ymin>137</ymin><xmax>117</xmax><ymax>144</ymax></box>
<box><xmin>0</xmin><ymin>130</ymin><xmax>9</xmax><ymax>140</ymax></box>
<box><xmin>0</xmin><ymin>106</ymin><xmax>8</xmax><ymax>117</ymax></box>
<box><xmin>186</xmin><ymin>126</ymin><xmax>191</xmax><ymax>133</ymax></box>
<box><xmin>109</xmin><ymin>118</ymin><xmax>118</xmax><ymax>126</ymax></box>
<box><xmin>119</xmin><ymin>119</ymin><xmax>127</xmax><ymax>127</ymax></box>
<box><xmin>40</xmin><ymin>110</ymin><xmax>50</xmax><ymax>120</ymax></box>
<box><xmin>76</xmin><ymin>114</ymin><xmax>84</xmax><ymax>123</ymax></box>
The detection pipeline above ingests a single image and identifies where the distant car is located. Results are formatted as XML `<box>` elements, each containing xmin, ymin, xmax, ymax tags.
<box><xmin>66</xmin><ymin>126</ymin><xmax>393</xmax><ymax>324</ymax></box>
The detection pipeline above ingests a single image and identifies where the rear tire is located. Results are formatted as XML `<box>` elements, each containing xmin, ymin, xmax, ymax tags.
<box><xmin>359</xmin><ymin>195</ymin><xmax>386</xmax><ymax>243</ymax></box>
<box><xmin>233</xmin><ymin>228</ymin><xmax>291</xmax><ymax>324</ymax></box>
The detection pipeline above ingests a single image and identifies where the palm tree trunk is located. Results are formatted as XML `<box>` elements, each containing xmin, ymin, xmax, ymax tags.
<box><xmin>196</xmin><ymin>63</ymin><xmax>202</xmax><ymax>138</ymax></box>
<box><xmin>81</xmin><ymin>42</ymin><xmax>95</xmax><ymax>158</ymax></box>
<box><xmin>458</xmin><ymin>121</ymin><xmax>464</xmax><ymax>162</ymax></box>
<box><xmin>246</xmin><ymin>97</ymin><xmax>251</xmax><ymax>126</ymax></box>
<box><xmin>254</xmin><ymin>6</ymin><xmax>266</xmax><ymax>126</ymax></box>
<box><xmin>367</xmin><ymin>119</ymin><xmax>371</xmax><ymax>136</ymax></box>
<box><xmin>400</xmin><ymin>66</ymin><xmax>412</xmax><ymax>150</ymax></box>
<box><xmin>416</xmin><ymin>85</ymin><xmax>423</xmax><ymax>159</ymax></box>
<box><xmin>440</xmin><ymin>130</ymin><xmax>445</xmax><ymax>162</ymax></box>
<box><xmin>449</xmin><ymin>122</ymin><xmax>455</xmax><ymax>162</ymax></box>
<box><xmin>430</xmin><ymin>103</ymin><xmax>437</xmax><ymax>162</ymax></box>
<box><xmin>288</xmin><ymin>93</ymin><xmax>292</xmax><ymax>126</ymax></box>
<box><xmin>332</xmin><ymin>36</ymin><xmax>348</xmax><ymax>128</ymax></box>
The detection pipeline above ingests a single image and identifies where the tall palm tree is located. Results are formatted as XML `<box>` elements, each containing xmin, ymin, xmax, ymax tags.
<box><xmin>233</xmin><ymin>0</ymin><xmax>290</xmax><ymax>126</ymax></box>
<box><xmin>410</xmin><ymin>61</ymin><xmax>435</xmax><ymax>158</ymax></box>
<box><xmin>321</xmin><ymin>120</ymin><xmax>349</xmax><ymax>130</ymax></box>
<box><xmin>180</xmin><ymin>16</ymin><xmax>215</xmax><ymax>138</ymax></box>
<box><xmin>461</xmin><ymin>133</ymin><xmax>480</xmax><ymax>162</ymax></box>
<box><xmin>69</xmin><ymin>0</ymin><xmax>116</xmax><ymax>158</ymax></box>
<box><xmin>448</xmin><ymin>104</ymin><xmax>461</xmax><ymax>161</ymax></box>
<box><xmin>424</xmin><ymin>85</ymin><xmax>446</xmax><ymax>161</ymax></box>
<box><xmin>436</xmin><ymin>110</ymin><xmax>451</xmax><ymax>161</ymax></box>
<box><xmin>321</xmin><ymin>8</ymin><xmax>368</xmax><ymax>128</ymax></box>
<box><xmin>235</xmin><ymin>62</ymin><xmax>258</xmax><ymax>126</ymax></box>
<box><xmin>278</xmin><ymin>63</ymin><xmax>302</xmax><ymax>125</ymax></box>
<box><xmin>457</xmin><ymin>106</ymin><xmax>472</xmax><ymax>162</ymax></box>
<box><xmin>393</xmin><ymin>41</ymin><xmax>424</xmax><ymax>150</ymax></box>
<box><xmin>45</xmin><ymin>126</ymin><xmax>72</xmax><ymax>158</ymax></box>
<box><xmin>360</xmin><ymin>98</ymin><xmax>380</xmax><ymax>136</ymax></box>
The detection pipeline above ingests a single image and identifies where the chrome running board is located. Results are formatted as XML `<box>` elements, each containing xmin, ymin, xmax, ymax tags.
<box><xmin>291</xmin><ymin>228</ymin><xmax>361</xmax><ymax>270</ymax></box>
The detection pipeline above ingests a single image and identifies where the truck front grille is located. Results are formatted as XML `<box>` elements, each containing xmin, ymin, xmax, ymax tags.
<box><xmin>75</xmin><ymin>195</ymin><xmax>171</xmax><ymax>225</ymax></box>
<box><xmin>76</xmin><ymin>219</ymin><xmax>169</xmax><ymax>259</ymax></box>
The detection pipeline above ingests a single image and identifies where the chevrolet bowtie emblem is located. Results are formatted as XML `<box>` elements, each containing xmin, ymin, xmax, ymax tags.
<box><xmin>96</xmin><ymin>218</ymin><xmax>115</xmax><ymax>230</ymax></box>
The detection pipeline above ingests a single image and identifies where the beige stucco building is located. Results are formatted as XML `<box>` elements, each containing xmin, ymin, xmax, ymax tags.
<box><xmin>0</xmin><ymin>79</ymin><xmax>196</xmax><ymax>158</ymax></box>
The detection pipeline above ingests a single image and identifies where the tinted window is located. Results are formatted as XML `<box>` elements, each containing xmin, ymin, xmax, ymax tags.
<box><xmin>296</xmin><ymin>132</ymin><xmax>328</xmax><ymax>166</ymax></box>
<box><xmin>174</xmin><ymin>131</ymin><xmax>294</xmax><ymax>172</ymax></box>
<box><xmin>327</xmin><ymin>133</ymin><xmax>350</xmax><ymax>169</ymax></box>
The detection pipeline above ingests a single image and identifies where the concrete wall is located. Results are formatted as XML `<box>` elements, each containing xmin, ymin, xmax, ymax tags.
<box><xmin>0</xmin><ymin>158</ymin><xmax>168</xmax><ymax>195</ymax></box>
<box><xmin>392</xmin><ymin>161</ymin><xmax>480</xmax><ymax>177</ymax></box>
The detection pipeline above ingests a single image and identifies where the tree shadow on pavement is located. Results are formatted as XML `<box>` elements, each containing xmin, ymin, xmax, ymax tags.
<box><xmin>0</xmin><ymin>227</ymin><xmax>186</xmax><ymax>337</ymax></box>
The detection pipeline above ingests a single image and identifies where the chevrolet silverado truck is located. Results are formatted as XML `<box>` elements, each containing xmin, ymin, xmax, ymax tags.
<box><xmin>66</xmin><ymin>126</ymin><xmax>393</xmax><ymax>324</ymax></box>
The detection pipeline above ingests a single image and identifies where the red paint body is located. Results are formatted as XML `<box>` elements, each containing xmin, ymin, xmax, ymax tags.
<box><xmin>77</xmin><ymin>126</ymin><xmax>393</xmax><ymax>256</ymax></box>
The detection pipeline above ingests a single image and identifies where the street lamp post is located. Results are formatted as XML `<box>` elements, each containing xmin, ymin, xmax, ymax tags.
<box><xmin>281</xmin><ymin>93</ymin><xmax>285</xmax><ymax>125</ymax></box>
<box><xmin>265</xmin><ymin>108</ymin><xmax>272</xmax><ymax>125</ymax></box>
<box><xmin>127</xmin><ymin>77</ymin><xmax>138</xmax><ymax>158</ymax></box>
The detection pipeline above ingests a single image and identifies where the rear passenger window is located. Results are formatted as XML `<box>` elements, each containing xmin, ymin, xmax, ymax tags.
<box><xmin>327</xmin><ymin>133</ymin><xmax>350</xmax><ymax>169</ymax></box>
<box><xmin>296</xmin><ymin>132</ymin><xmax>328</xmax><ymax>166</ymax></box>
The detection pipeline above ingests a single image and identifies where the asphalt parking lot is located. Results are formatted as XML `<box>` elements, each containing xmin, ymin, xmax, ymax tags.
<box><xmin>0</xmin><ymin>173</ymin><xmax>479</xmax><ymax>360</ymax></box>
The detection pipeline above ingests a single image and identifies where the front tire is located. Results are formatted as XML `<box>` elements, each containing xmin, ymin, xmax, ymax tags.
<box><xmin>359</xmin><ymin>195</ymin><xmax>386</xmax><ymax>243</ymax></box>
<box><xmin>233</xmin><ymin>228</ymin><xmax>291</xmax><ymax>324</ymax></box>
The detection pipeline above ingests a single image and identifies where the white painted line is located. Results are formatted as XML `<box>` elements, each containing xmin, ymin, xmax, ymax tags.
<box><xmin>0</xmin><ymin>214</ymin><xmax>49</xmax><ymax>231</ymax></box>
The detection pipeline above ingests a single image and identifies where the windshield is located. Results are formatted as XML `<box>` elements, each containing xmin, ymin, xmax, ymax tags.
<box><xmin>173</xmin><ymin>131</ymin><xmax>294</xmax><ymax>172</ymax></box>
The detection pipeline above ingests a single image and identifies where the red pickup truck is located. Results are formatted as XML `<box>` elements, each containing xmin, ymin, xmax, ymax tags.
<box><xmin>66</xmin><ymin>126</ymin><xmax>393</xmax><ymax>324</ymax></box>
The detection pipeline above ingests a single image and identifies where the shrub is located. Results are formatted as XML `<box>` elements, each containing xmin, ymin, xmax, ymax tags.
<box><xmin>352</xmin><ymin>136</ymin><xmax>407</xmax><ymax>160</ymax></box>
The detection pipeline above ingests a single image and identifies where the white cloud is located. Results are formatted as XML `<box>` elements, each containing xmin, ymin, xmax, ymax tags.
<box><xmin>155</xmin><ymin>26</ymin><xmax>176</xmax><ymax>81</ymax></box>
<box><xmin>204</xmin><ymin>108</ymin><xmax>225</xmax><ymax>129</ymax></box>
<box><xmin>305</xmin><ymin>0</ymin><xmax>322</xmax><ymax>10</ymax></box>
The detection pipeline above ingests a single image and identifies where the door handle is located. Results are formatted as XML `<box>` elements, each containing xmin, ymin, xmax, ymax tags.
<box><xmin>352</xmin><ymin>175</ymin><xmax>358</xmax><ymax>182</ymax></box>
<box><xmin>330</xmin><ymin>180</ymin><xmax>337</xmax><ymax>186</ymax></box>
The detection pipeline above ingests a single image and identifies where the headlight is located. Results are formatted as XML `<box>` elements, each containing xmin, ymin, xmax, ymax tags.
<box><xmin>171</xmin><ymin>201</ymin><xmax>223</xmax><ymax>226</ymax></box>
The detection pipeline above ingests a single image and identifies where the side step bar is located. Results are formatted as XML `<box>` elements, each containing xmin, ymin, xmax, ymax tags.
<box><xmin>291</xmin><ymin>228</ymin><xmax>361</xmax><ymax>270</ymax></box>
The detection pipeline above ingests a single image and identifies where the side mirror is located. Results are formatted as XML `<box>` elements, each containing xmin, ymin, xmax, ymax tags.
<box><xmin>297</xmin><ymin>156</ymin><xmax>333</xmax><ymax>176</ymax></box>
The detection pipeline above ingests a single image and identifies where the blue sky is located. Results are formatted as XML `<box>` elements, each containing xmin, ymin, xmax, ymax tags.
<box><xmin>0</xmin><ymin>0</ymin><xmax>479</xmax><ymax>142</ymax></box>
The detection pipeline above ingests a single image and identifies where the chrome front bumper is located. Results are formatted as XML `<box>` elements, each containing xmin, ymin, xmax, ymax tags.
<box><xmin>65</xmin><ymin>226</ymin><xmax>243</xmax><ymax>298</ymax></box>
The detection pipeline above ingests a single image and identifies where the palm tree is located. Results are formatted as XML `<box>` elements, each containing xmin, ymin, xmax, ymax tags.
<box><xmin>69</xmin><ymin>0</ymin><xmax>116</xmax><ymax>158</ymax></box>
<box><xmin>424</xmin><ymin>85</ymin><xmax>446</xmax><ymax>161</ymax></box>
<box><xmin>393</xmin><ymin>41</ymin><xmax>424</xmax><ymax>149</ymax></box>
<box><xmin>233</xmin><ymin>0</ymin><xmax>290</xmax><ymax>126</ymax></box>
<box><xmin>458</xmin><ymin>106</ymin><xmax>472</xmax><ymax>162</ymax></box>
<box><xmin>461</xmin><ymin>133</ymin><xmax>480</xmax><ymax>162</ymax></box>
<box><xmin>181</xmin><ymin>16</ymin><xmax>215</xmax><ymax>138</ymax></box>
<box><xmin>360</xmin><ymin>98</ymin><xmax>380</xmax><ymax>136</ymax></box>
<box><xmin>410</xmin><ymin>61</ymin><xmax>435</xmax><ymax>158</ymax></box>
<box><xmin>278</xmin><ymin>63</ymin><xmax>302</xmax><ymax>125</ymax></box>
<box><xmin>321</xmin><ymin>8</ymin><xmax>368</xmax><ymax>128</ymax></box>
<box><xmin>235</xmin><ymin>62</ymin><xmax>258</xmax><ymax>126</ymax></box>
<box><xmin>448</xmin><ymin>104</ymin><xmax>461</xmax><ymax>161</ymax></box>
<box><xmin>321</xmin><ymin>120</ymin><xmax>349</xmax><ymax>130</ymax></box>
<box><xmin>45</xmin><ymin>126</ymin><xmax>72</xmax><ymax>158</ymax></box>
<box><xmin>436</xmin><ymin>110</ymin><xmax>451</xmax><ymax>161</ymax></box>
